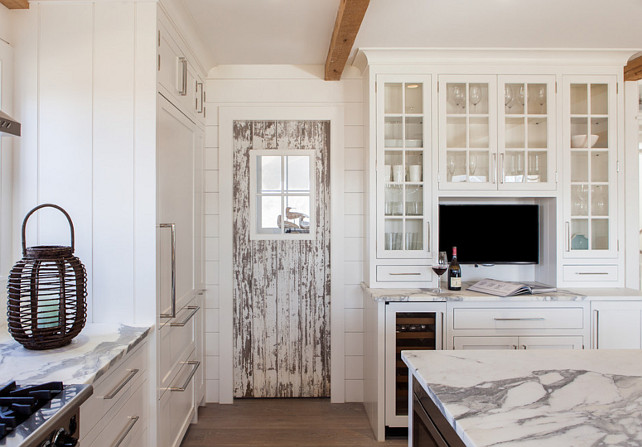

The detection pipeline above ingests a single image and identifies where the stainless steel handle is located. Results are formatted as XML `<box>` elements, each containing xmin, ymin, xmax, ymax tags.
<box><xmin>170</xmin><ymin>361</ymin><xmax>200</xmax><ymax>392</ymax></box>
<box><xmin>178</xmin><ymin>57</ymin><xmax>187</xmax><ymax>96</ymax></box>
<box><xmin>426</xmin><ymin>221</ymin><xmax>430</xmax><ymax>252</ymax></box>
<box><xmin>112</xmin><ymin>416</ymin><xmax>140</xmax><ymax>447</ymax></box>
<box><xmin>170</xmin><ymin>306</ymin><xmax>200</xmax><ymax>327</ymax></box>
<box><xmin>197</xmin><ymin>81</ymin><xmax>204</xmax><ymax>113</ymax></box>
<box><xmin>389</xmin><ymin>272</ymin><xmax>421</xmax><ymax>276</ymax></box>
<box><xmin>577</xmin><ymin>272</ymin><xmax>609</xmax><ymax>275</ymax></box>
<box><xmin>439</xmin><ymin>312</ymin><xmax>445</xmax><ymax>350</ymax></box>
<box><xmin>492</xmin><ymin>153</ymin><xmax>497</xmax><ymax>183</ymax></box>
<box><xmin>103</xmin><ymin>369</ymin><xmax>139</xmax><ymax>399</ymax></box>
<box><xmin>494</xmin><ymin>317</ymin><xmax>545</xmax><ymax>321</ymax></box>
<box><xmin>500</xmin><ymin>153</ymin><xmax>505</xmax><ymax>184</ymax></box>
<box><xmin>593</xmin><ymin>309</ymin><xmax>599</xmax><ymax>349</ymax></box>
<box><xmin>159</xmin><ymin>223</ymin><xmax>177</xmax><ymax>319</ymax></box>
<box><xmin>565</xmin><ymin>221</ymin><xmax>570</xmax><ymax>252</ymax></box>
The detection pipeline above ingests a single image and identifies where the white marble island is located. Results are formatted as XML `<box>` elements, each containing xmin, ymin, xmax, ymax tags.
<box><xmin>403</xmin><ymin>349</ymin><xmax>642</xmax><ymax>446</ymax></box>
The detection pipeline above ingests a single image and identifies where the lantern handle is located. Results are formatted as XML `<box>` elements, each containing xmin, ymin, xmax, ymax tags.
<box><xmin>21</xmin><ymin>203</ymin><xmax>75</xmax><ymax>255</ymax></box>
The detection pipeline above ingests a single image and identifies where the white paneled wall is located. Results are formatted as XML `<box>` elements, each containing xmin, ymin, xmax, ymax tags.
<box><xmin>204</xmin><ymin>65</ymin><xmax>365</xmax><ymax>402</ymax></box>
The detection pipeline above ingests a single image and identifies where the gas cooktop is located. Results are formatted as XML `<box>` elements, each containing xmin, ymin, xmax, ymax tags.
<box><xmin>0</xmin><ymin>381</ymin><xmax>92</xmax><ymax>447</ymax></box>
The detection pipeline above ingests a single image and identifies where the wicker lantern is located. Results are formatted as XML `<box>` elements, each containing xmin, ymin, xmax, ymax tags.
<box><xmin>7</xmin><ymin>204</ymin><xmax>87</xmax><ymax>350</ymax></box>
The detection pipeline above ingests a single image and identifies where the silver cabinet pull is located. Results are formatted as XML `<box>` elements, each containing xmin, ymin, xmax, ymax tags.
<box><xmin>196</xmin><ymin>81</ymin><xmax>204</xmax><ymax>113</ymax></box>
<box><xmin>170</xmin><ymin>361</ymin><xmax>200</xmax><ymax>392</ymax></box>
<box><xmin>577</xmin><ymin>272</ymin><xmax>609</xmax><ymax>275</ymax></box>
<box><xmin>159</xmin><ymin>223</ymin><xmax>177</xmax><ymax>318</ymax></box>
<box><xmin>426</xmin><ymin>221</ymin><xmax>431</xmax><ymax>252</ymax></box>
<box><xmin>565</xmin><ymin>221</ymin><xmax>570</xmax><ymax>252</ymax></box>
<box><xmin>103</xmin><ymin>369</ymin><xmax>139</xmax><ymax>399</ymax></box>
<box><xmin>492</xmin><ymin>153</ymin><xmax>497</xmax><ymax>183</ymax></box>
<box><xmin>170</xmin><ymin>306</ymin><xmax>200</xmax><ymax>327</ymax></box>
<box><xmin>593</xmin><ymin>309</ymin><xmax>599</xmax><ymax>349</ymax></box>
<box><xmin>390</xmin><ymin>272</ymin><xmax>421</xmax><ymax>276</ymax></box>
<box><xmin>500</xmin><ymin>153</ymin><xmax>505</xmax><ymax>184</ymax></box>
<box><xmin>112</xmin><ymin>416</ymin><xmax>139</xmax><ymax>447</ymax></box>
<box><xmin>494</xmin><ymin>317</ymin><xmax>545</xmax><ymax>321</ymax></box>
<box><xmin>178</xmin><ymin>57</ymin><xmax>187</xmax><ymax>96</ymax></box>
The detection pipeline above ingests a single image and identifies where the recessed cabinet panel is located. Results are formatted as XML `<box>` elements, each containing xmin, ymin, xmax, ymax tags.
<box><xmin>377</xmin><ymin>75</ymin><xmax>432</xmax><ymax>263</ymax></box>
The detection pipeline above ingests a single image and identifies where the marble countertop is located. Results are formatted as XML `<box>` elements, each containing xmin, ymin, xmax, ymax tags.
<box><xmin>0</xmin><ymin>323</ymin><xmax>152</xmax><ymax>385</ymax></box>
<box><xmin>403</xmin><ymin>349</ymin><xmax>642</xmax><ymax>446</ymax></box>
<box><xmin>364</xmin><ymin>282</ymin><xmax>642</xmax><ymax>302</ymax></box>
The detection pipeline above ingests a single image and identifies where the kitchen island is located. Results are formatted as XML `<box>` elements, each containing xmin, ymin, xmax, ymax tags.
<box><xmin>402</xmin><ymin>349</ymin><xmax>642</xmax><ymax>446</ymax></box>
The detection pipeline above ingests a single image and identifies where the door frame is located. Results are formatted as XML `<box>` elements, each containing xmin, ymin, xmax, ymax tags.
<box><xmin>219</xmin><ymin>106</ymin><xmax>345</xmax><ymax>403</ymax></box>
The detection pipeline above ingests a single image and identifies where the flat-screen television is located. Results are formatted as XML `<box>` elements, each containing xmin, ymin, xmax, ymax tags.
<box><xmin>439</xmin><ymin>204</ymin><xmax>539</xmax><ymax>264</ymax></box>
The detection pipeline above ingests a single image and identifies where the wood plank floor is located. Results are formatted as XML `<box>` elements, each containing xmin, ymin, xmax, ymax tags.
<box><xmin>180</xmin><ymin>399</ymin><xmax>407</xmax><ymax>447</ymax></box>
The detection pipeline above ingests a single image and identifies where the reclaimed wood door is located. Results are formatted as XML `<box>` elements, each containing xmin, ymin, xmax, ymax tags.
<box><xmin>233</xmin><ymin>120</ymin><xmax>331</xmax><ymax>398</ymax></box>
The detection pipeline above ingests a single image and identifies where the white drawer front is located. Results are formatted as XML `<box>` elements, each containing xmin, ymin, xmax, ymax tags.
<box><xmin>86</xmin><ymin>379</ymin><xmax>146</xmax><ymax>447</ymax></box>
<box><xmin>563</xmin><ymin>265</ymin><xmax>618</xmax><ymax>282</ymax></box>
<box><xmin>160</xmin><ymin>305</ymin><xmax>199</xmax><ymax>393</ymax></box>
<box><xmin>80</xmin><ymin>341</ymin><xmax>148</xmax><ymax>439</ymax></box>
<box><xmin>453</xmin><ymin>307</ymin><xmax>584</xmax><ymax>330</ymax></box>
<box><xmin>376</xmin><ymin>265</ymin><xmax>430</xmax><ymax>282</ymax></box>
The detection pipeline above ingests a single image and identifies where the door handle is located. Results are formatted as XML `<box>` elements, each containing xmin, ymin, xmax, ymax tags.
<box><xmin>159</xmin><ymin>223</ymin><xmax>177</xmax><ymax>318</ymax></box>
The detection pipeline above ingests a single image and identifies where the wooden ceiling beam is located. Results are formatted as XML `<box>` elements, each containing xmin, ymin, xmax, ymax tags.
<box><xmin>324</xmin><ymin>0</ymin><xmax>369</xmax><ymax>81</ymax></box>
<box><xmin>624</xmin><ymin>55</ymin><xmax>642</xmax><ymax>81</ymax></box>
<box><xmin>0</xmin><ymin>0</ymin><xmax>28</xmax><ymax>9</ymax></box>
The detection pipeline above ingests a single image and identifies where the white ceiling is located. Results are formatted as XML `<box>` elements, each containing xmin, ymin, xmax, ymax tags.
<box><xmin>180</xmin><ymin>0</ymin><xmax>642</xmax><ymax>68</ymax></box>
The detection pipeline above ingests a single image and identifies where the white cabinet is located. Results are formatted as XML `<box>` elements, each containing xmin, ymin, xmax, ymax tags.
<box><xmin>447</xmin><ymin>302</ymin><xmax>589</xmax><ymax>350</ymax></box>
<box><xmin>591</xmin><ymin>301</ymin><xmax>642</xmax><ymax>349</ymax></box>
<box><xmin>454</xmin><ymin>335</ymin><xmax>583</xmax><ymax>350</ymax></box>
<box><xmin>370</xmin><ymin>75</ymin><xmax>434</xmax><ymax>287</ymax></box>
<box><xmin>80</xmin><ymin>340</ymin><xmax>149</xmax><ymax>447</ymax></box>
<box><xmin>438</xmin><ymin>75</ymin><xmax>556</xmax><ymax>192</ymax></box>
<box><xmin>560</xmin><ymin>76</ymin><xmax>621</xmax><ymax>286</ymax></box>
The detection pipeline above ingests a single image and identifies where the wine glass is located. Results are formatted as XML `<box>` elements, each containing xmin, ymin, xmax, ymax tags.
<box><xmin>452</xmin><ymin>85</ymin><xmax>465</xmax><ymax>110</ymax></box>
<box><xmin>432</xmin><ymin>252</ymin><xmax>449</xmax><ymax>294</ymax></box>
<box><xmin>469</xmin><ymin>154</ymin><xmax>477</xmax><ymax>177</ymax></box>
<box><xmin>447</xmin><ymin>155</ymin><xmax>456</xmax><ymax>181</ymax></box>
<box><xmin>470</xmin><ymin>85</ymin><xmax>482</xmax><ymax>112</ymax></box>
<box><xmin>505</xmin><ymin>85</ymin><xmax>514</xmax><ymax>112</ymax></box>
<box><xmin>536</xmin><ymin>86</ymin><xmax>546</xmax><ymax>112</ymax></box>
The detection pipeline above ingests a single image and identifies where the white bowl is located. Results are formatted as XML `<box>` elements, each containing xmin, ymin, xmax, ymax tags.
<box><xmin>571</xmin><ymin>134</ymin><xmax>599</xmax><ymax>148</ymax></box>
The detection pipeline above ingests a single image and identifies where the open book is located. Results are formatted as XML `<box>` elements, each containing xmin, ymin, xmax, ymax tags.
<box><xmin>467</xmin><ymin>279</ymin><xmax>556</xmax><ymax>297</ymax></box>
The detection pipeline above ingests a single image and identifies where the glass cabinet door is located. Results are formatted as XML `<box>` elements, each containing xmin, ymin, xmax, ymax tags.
<box><xmin>438</xmin><ymin>75</ymin><xmax>497</xmax><ymax>190</ymax></box>
<box><xmin>498</xmin><ymin>76</ymin><xmax>555</xmax><ymax>191</ymax></box>
<box><xmin>564</xmin><ymin>77</ymin><xmax>617</xmax><ymax>257</ymax></box>
<box><xmin>377</xmin><ymin>76</ymin><xmax>431</xmax><ymax>259</ymax></box>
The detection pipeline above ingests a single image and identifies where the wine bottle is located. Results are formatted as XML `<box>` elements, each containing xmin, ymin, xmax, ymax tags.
<box><xmin>448</xmin><ymin>246</ymin><xmax>462</xmax><ymax>291</ymax></box>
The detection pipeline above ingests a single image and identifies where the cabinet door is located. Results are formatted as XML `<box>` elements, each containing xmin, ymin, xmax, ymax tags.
<box><xmin>453</xmin><ymin>336</ymin><xmax>518</xmax><ymax>350</ymax></box>
<box><xmin>438</xmin><ymin>75</ymin><xmax>497</xmax><ymax>191</ymax></box>
<box><xmin>592</xmin><ymin>301</ymin><xmax>642</xmax><ymax>349</ymax></box>
<box><xmin>157</xmin><ymin>94</ymin><xmax>197</xmax><ymax>319</ymax></box>
<box><xmin>519</xmin><ymin>336</ymin><xmax>583</xmax><ymax>350</ymax></box>
<box><xmin>377</xmin><ymin>75</ymin><xmax>432</xmax><ymax>259</ymax></box>
<box><xmin>497</xmin><ymin>76</ymin><xmax>556</xmax><ymax>191</ymax></box>
<box><xmin>385</xmin><ymin>302</ymin><xmax>445</xmax><ymax>428</ymax></box>
<box><xmin>562</xmin><ymin>77</ymin><xmax>618</xmax><ymax>259</ymax></box>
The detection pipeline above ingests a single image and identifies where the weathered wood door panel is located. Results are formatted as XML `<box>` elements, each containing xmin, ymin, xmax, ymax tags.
<box><xmin>233</xmin><ymin>120</ymin><xmax>330</xmax><ymax>398</ymax></box>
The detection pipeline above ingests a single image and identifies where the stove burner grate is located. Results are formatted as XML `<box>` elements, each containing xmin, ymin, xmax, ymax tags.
<box><xmin>0</xmin><ymin>381</ymin><xmax>63</xmax><ymax>441</ymax></box>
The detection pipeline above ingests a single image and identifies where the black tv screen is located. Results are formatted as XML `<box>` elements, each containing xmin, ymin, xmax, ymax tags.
<box><xmin>439</xmin><ymin>204</ymin><xmax>539</xmax><ymax>264</ymax></box>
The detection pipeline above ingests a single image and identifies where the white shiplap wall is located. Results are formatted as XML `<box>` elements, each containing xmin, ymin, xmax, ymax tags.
<box><xmin>204</xmin><ymin>65</ymin><xmax>365</xmax><ymax>402</ymax></box>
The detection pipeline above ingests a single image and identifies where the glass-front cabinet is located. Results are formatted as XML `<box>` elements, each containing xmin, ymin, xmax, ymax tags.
<box><xmin>563</xmin><ymin>77</ymin><xmax>618</xmax><ymax>258</ymax></box>
<box><xmin>438</xmin><ymin>75</ymin><xmax>556</xmax><ymax>192</ymax></box>
<box><xmin>377</xmin><ymin>75</ymin><xmax>432</xmax><ymax>259</ymax></box>
<box><xmin>439</xmin><ymin>75</ymin><xmax>496</xmax><ymax>191</ymax></box>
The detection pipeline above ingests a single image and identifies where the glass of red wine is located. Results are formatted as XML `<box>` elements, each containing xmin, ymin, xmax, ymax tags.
<box><xmin>432</xmin><ymin>251</ymin><xmax>449</xmax><ymax>293</ymax></box>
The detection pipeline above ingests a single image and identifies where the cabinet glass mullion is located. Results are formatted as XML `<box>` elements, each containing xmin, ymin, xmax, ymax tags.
<box><xmin>379</xmin><ymin>78</ymin><xmax>430</xmax><ymax>259</ymax></box>
<box><xmin>567</xmin><ymin>80</ymin><xmax>614</xmax><ymax>254</ymax></box>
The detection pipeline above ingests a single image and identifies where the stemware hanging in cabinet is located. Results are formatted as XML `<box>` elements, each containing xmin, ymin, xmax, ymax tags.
<box><xmin>377</xmin><ymin>75</ymin><xmax>432</xmax><ymax>259</ymax></box>
<box><xmin>438</xmin><ymin>75</ymin><xmax>556</xmax><ymax>192</ymax></box>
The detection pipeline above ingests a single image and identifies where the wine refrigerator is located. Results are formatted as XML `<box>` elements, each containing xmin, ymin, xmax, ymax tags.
<box><xmin>385</xmin><ymin>302</ymin><xmax>444</xmax><ymax>429</ymax></box>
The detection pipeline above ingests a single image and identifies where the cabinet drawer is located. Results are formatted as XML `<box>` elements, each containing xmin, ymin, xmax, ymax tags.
<box><xmin>160</xmin><ymin>304</ymin><xmax>199</xmax><ymax>393</ymax></box>
<box><xmin>376</xmin><ymin>265</ymin><xmax>430</xmax><ymax>282</ymax></box>
<box><xmin>453</xmin><ymin>307</ymin><xmax>584</xmax><ymax>330</ymax></box>
<box><xmin>80</xmin><ymin>341</ymin><xmax>148</xmax><ymax>439</ymax></box>
<box><xmin>563</xmin><ymin>265</ymin><xmax>618</xmax><ymax>282</ymax></box>
<box><xmin>85</xmin><ymin>378</ymin><xmax>146</xmax><ymax>447</ymax></box>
